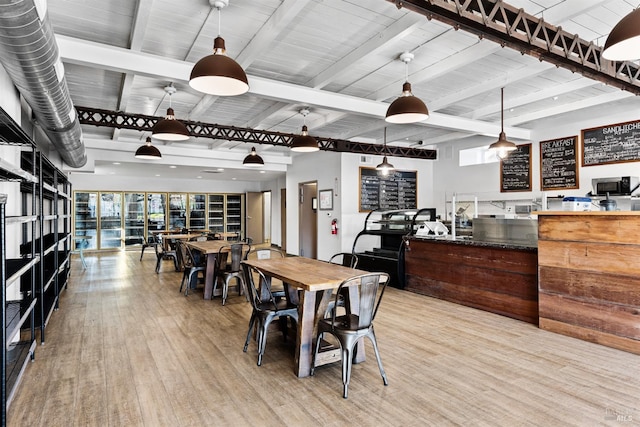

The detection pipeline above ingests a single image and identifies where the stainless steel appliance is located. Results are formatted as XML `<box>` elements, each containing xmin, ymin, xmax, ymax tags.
<box><xmin>592</xmin><ymin>177</ymin><xmax>640</xmax><ymax>196</ymax></box>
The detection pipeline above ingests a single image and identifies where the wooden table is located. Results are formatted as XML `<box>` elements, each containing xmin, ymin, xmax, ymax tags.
<box><xmin>242</xmin><ymin>257</ymin><xmax>370</xmax><ymax>378</ymax></box>
<box><xmin>186</xmin><ymin>240</ymin><xmax>231</xmax><ymax>300</ymax></box>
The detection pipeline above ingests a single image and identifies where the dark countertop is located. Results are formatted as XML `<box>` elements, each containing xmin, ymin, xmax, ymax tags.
<box><xmin>407</xmin><ymin>235</ymin><xmax>537</xmax><ymax>251</ymax></box>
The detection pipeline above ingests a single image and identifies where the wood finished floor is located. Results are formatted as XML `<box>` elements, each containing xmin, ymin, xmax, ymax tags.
<box><xmin>7</xmin><ymin>251</ymin><xmax>640</xmax><ymax>426</ymax></box>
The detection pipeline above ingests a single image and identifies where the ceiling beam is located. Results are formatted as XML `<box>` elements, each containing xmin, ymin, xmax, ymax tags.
<box><xmin>75</xmin><ymin>106</ymin><xmax>438</xmax><ymax>159</ymax></box>
<box><xmin>391</xmin><ymin>0</ymin><xmax>640</xmax><ymax>95</ymax></box>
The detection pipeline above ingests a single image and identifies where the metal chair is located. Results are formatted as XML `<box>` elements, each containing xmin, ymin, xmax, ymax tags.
<box><xmin>139</xmin><ymin>234</ymin><xmax>158</xmax><ymax>260</ymax></box>
<box><xmin>311</xmin><ymin>272</ymin><xmax>390</xmax><ymax>398</ymax></box>
<box><xmin>240</xmin><ymin>262</ymin><xmax>299</xmax><ymax>366</ymax></box>
<box><xmin>177</xmin><ymin>241</ymin><xmax>207</xmax><ymax>296</ymax></box>
<box><xmin>325</xmin><ymin>252</ymin><xmax>359</xmax><ymax>318</ymax></box>
<box><xmin>154</xmin><ymin>234</ymin><xmax>180</xmax><ymax>273</ymax></box>
<box><xmin>214</xmin><ymin>243</ymin><xmax>251</xmax><ymax>305</ymax></box>
<box><xmin>244</xmin><ymin>247</ymin><xmax>286</xmax><ymax>299</ymax></box>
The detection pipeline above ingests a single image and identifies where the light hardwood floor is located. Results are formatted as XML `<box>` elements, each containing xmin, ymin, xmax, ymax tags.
<box><xmin>8</xmin><ymin>251</ymin><xmax>640</xmax><ymax>426</ymax></box>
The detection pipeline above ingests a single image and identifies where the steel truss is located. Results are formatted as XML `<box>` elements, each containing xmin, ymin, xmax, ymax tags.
<box><xmin>392</xmin><ymin>0</ymin><xmax>640</xmax><ymax>95</ymax></box>
<box><xmin>75</xmin><ymin>106</ymin><xmax>437</xmax><ymax>160</ymax></box>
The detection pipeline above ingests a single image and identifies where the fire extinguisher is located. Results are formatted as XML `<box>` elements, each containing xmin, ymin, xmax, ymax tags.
<box><xmin>331</xmin><ymin>218</ymin><xmax>338</xmax><ymax>235</ymax></box>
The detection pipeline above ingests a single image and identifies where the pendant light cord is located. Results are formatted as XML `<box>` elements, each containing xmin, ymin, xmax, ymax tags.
<box><xmin>500</xmin><ymin>87</ymin><xmax>504</xmax><ymax>133</ymax></box>
<box><xmin>217</xmin><ymin>6</ymin><xmax>222</xmax><ymax>37</ymax></box>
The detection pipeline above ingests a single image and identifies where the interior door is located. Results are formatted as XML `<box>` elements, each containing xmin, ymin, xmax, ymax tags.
<box><xmin>246</xmin><ymin>191</ymin><xmax>264</xmax><ymax>244</ymax></box>
<box><xmin>298</xmin><ymin>182</ymin><xmax>317</xmax><ymax>258</ymax></box>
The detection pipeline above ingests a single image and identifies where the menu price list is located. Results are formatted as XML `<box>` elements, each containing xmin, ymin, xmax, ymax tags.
<box><xmin>359</xmin><ymin>167</ymin><xmax>417</xmax><ymax>212</ymax></box>
<box><xmin>500</xmin><ymin>143</ymin><xmax>532</xmax><ymax>192</ymax></box>
<box><xmin>540</xmin><ymin>136</ymin><xmax>578</xmax><ymax>190</ymax></box>
<box><xmin>582</xmin><ymin>119</ymin><xmax>640</xmax><ymax>166</ymax></box>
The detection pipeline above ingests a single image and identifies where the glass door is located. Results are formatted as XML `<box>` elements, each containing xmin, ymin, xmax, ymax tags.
<box><xmin>188</xmin><ymin>193</ymin><xmax>207</xmax><ymax>230</ymax></box>
<box><xmin>147</xmin><ymin>193</ymin><xmax>167</xmax><ymax>232</ymax></box>
<box><xmin>168</xmin><ymin>193</ymin><xmax>187</xmax><ymax>230</ymax></box>
<box><xmin>99</xmin><ymin>192</ymin><xmax>123</xmax><ymax>249</ymax></box>
<box><xmin>225</xmin><ymin>194</ymin><xmax>244</xmax><ymax>239</ymax></box>
<box><xmin>124</xmin><ymin>192</ymin><xmax>145</xmax><ymax>246</ymax></box>
<box><xmin>73</xmin><ymin>192</ymin><xmax>98</xmax><ymax>250</ymax></box>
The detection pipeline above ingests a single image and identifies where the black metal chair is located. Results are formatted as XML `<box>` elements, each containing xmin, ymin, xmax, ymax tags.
<box><xmin>154</xmin><ymin>234</ymin><xmax>179</xmax><ymax>273</ymax></box>
<box><xmin>240</xmin><ymin>262</ymin><xmax>299</xmax><ymax>366</ymax></box>
<box><xmin>214</xmin><ymin>243</ymin><xmax>251</xmax><ymax>305</ymax></box>
<box><xmin>177</xmin><ymin>240</ymin><xmax>207</xmax><ymax>296</ymax></box>
<box><xmin>139</xmin><ymin>234</ymin><xmax>158</xmax><ymax>261</ymax></box>
<box><xmin>325</xmin><ymin>252</ymin><xmax>359</xmax><ymax>318</ymax></box>
<box><xmin>311</xmin><ymin>272</ymin><xmax>390</xmax><ymax>398</ymax></box>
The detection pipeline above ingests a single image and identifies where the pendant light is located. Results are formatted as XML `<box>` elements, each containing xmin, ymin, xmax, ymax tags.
<box><xmin>189</xmin><ymin>0</ymin><xmax>249</xmax><ymax>96</ymax></box>
<box><xmin>489</xmin><ymin>87</ymin><xmax>517</xmax><ymax>159</ymax></box>
<box><xmin>385</xmin><ymin>52</ymin><xmax>429</xmax><ymax>124</ymax></box>
<box><xmin>152</xmin><ymin>84</ymin><xmax>190</xmax><ymax>141</ymax></box>
<box><xmin>376</xmin><ymin>127</ymin><xmax>395</xmax><ymax>176</ymax></box>
<box><xmin>135</xmin><ymin>136</ymin><xmax>162</xmax><ymax>160</ymax></box>
<box><xmin>290</xmin><ymin>108</ymin><xmax>319</xmax><ymax>152</ymax></box>
<box><xmin>242</xmin><ymin>146</ymin><xmax>264</xmax><ymax>167</ymax></box>
<box><xmin>602</xmin><ymin>8</ymin><xmax>640</xmax><ymax>61</ymax></box>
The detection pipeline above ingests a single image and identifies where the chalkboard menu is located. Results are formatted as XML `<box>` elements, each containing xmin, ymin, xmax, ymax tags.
<box><xmin>582</xmin><ymin>119</ymin><xmax>640</xmax><ymax>166</ymax></box>
<box><xmin>540</xmin><ymin>136</ymin><xmax>579</xmax><ymax>190</ymax></box>
<box><xmin>500</xmin><ymin>143</ymin><xmax>532</xmax><ymax>192</ymax></box>
<box><xmin>359</xmin><ymin>167</ymin><xmax>417</xmax><ymax>212</ymax></box>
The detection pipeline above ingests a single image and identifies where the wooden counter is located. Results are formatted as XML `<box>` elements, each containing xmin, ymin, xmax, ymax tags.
<box><xmin>537</xmin><ymin>212</ymin><xmax>640</xmax><ymax>355</ymax></box>
<box><xmin>404</xmin><ymin>237</ymin><xmax>538</xmax><ymax>324</ymax></box>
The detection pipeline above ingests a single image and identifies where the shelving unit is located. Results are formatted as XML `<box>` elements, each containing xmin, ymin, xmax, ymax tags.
<box><xmin>188</xmin><ymin>194</ymin><xmax>206</xmax><ymax>230</ymax></box>
<box><xmin>73</xmin><ymin>192</ymin><xmax>97</xmax><ymax>250</ymax></box>
<box><xmin>99</xmin><ymin>192</ymin><xmax>122</xmax><ymax>249</ymax></box>
<box><xmin>208</xmin><ymin>194</ymin><xmax>224</xmax><ymax>234</ymax></box>
<box><xmin>225</xmin><ymin>194</ymin><xmax>244</xmax><ymax>238</ymax></box>
<box><xmin>0</xmin><ymin>108</ymin><xmax>39</xmax><ymax>419</ymax></box>
<box><xmin>168</xmin><ymin>193</ymin><xmax>186</xmax><ymax>230</ymax></box>
<box><xmin>124</xmin><ymin>192</ymin><xmax>144</xmax><ymax>246</ymax></box>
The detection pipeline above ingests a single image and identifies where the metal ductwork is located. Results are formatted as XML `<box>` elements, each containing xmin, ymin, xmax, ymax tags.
<box><xmin>0</xmin><ymin>0</ymin><xmax>86</xmax><ymax>168</ymax></box>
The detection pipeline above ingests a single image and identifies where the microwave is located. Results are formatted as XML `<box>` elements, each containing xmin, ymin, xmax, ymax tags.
<box><xmin>592</xmin><ymin>176</ymin><xmax>640</xmax><ymax>196</ymax></box>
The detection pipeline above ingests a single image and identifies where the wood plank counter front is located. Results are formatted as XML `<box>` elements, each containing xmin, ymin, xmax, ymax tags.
<box><xmin>404</xmin><ymin>237</ymin><xmax>538</xmax><ymax>324</ymax></box>
<box><xmin>537</xmin><ymin>211</ymin><xmax>640</xmax><ymax>355</ymax></box>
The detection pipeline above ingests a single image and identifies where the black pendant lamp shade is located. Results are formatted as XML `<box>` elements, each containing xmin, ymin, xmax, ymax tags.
<box><xmin>189</xmin><ymin>1</ymin><xmax>249</xmax><ymax>96</ymax></box>
<box><xmin>135</xmin><ymin>137</ymin><xmax>162</xmax><ymax>160</ymax></box>
<box><xmin>290</xmin><ymin>109</ymin><xmax>319</xmax><ymax>152</ymax></box>
<box><xmin>376</xmin><ymin>128</ymin><xmax>395</xmax><ymax>176</ymax></box>
<box><xmin>152</xmin><ymin>85</ymin><xmax>190</xmax><ymax>141</ymax></box>
<box><xmin>488</xmin><ymin>88</ymin><xmax>517</xmax><ymax>159</ymax></box>
<box><xmin>385</xmin><ymin>52</ymin><xmax>429</xmax><ymax>124</ymax></box>
<box><xmin>243</xmin><ymin>146</ymin><xmax>264</xmax><ymax>167</ymax></box>
<box><xmin>602</xmin><ymin>8</ymin><xmax>640</xmax><ymax>61</ymax></box>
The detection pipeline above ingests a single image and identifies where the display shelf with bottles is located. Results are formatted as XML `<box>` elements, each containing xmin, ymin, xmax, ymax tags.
<box><xmin>225</xmin><ymin>194</ymin><xmax>244</xmax><ymax>239</ymax></box>
<box><xmin>188</xmin><ymin>194</ymin><xmax>206</xmax><ymax>230</ymax></box>
<box><xmin>147</xmin><ymin>193</ymin><xmax>166</xmax><ymax>232</ymax></box>
<box><xmin>168</xmin><ymin>193</ymin><xmax>186</xmax><ymax>230</ymax></box>
<box><xmin>124</xmin><ymin>192</ymin><xmax>145</xmax><ymax>246</ymax></box>
<box><xmin>208</xmin><ymin>194</ymin><xmax>224</xmax><ymax>234</ymax></box>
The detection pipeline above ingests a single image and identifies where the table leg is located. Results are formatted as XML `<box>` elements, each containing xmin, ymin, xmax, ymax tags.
<box><xmin>294</xmin><ymin>290</ymin><xmax>317</xmax><ymax>378</ymax></box>
<box><xmin>203</xmin><ymin>253</ymin><xmax>216</xmax><ymax>300</ymax></box>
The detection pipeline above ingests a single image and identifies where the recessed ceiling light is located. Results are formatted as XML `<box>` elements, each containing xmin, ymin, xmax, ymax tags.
<box><xmin>260</xmin><ymin>171</ymin><xmax>265</xmax><ymax>174</ymax></box>
<box><xmin>553</xmin><ymin>96</ymin><xmax>559</xmax><ymax>100</ymax></box>
<box><xmin>112</xmin><ymin>162</ymin><xmax>120</xmax><ymax>165</ymax></box>
<box><xmin>217</xmin><ymin>168</ymin><xmax>224</xmax><ymax>172</ymax></box>
<box><xmin>232</xmin><ymin>177</ymin><xmax>237</xmax><ymax>180</ymax></box>
<box><xmin>155</xmin><ymin>174</ymin><xmax>161</xmax><ymax>177</ymax></box>
<box><xmin>197</xmin><ymin>176</ymin><xmax>202</xmax><ymax>179</ymax></box>
<box><xmin>169</xmin><ymin>165</ymin><xmax>177</xmax><ymax>169</ymax></box>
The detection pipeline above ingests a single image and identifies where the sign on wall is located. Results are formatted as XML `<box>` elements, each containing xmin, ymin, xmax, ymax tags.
<box><xmin>500</xmin><ymin>143</ymin><xmax>532</xmax><ymax>192</ymax></box>
<box><xmin>359</xmin><ymin>167</ymin><xmax>417</xmax><ymax>212</ymax></box>
<box><xmin>582</xmin><ymin>119</ymin><xmax>640</xmax><ymax>166</ymax></box>
<box><xmin>540</xmin><ymin>136</ymin><xmax>579</xmax><ymax>190</ymax></box>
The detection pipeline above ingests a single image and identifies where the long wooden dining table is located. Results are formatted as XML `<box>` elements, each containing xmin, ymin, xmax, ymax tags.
<box><xmin>185</xmin><ymin>240</ymin><xmax>231</xmax><ymax>300</ymax></box>
<box><xmin>241</xmin><ymin>256</ymin><xmax>370</xmax><ymax>378</ymax></box>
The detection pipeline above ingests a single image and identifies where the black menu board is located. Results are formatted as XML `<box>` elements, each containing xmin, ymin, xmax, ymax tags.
<box><xmin>500</xmin><ymin>143</ymin><xmax>532</xmax><ymax>192</ymax></box>
<box><xmin>359</xmin><ymin>167</ymin><xmax>417</xmax><ymax>212</ymax></box>
<box><xmin>582</xmin><ymin>119</ymin><xmax>640</xmax><ymax>166</ymax></box>
<box><xmin>540</xmin><ymin>136</ymin><xmax>579</xmax><ymax>190</ymax></box>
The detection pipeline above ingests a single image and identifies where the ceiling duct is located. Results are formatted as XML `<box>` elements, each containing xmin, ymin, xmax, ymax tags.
<box><xmin>0</xmin><ymin>0</ymin><xmax>86</xmax><ymax>167</ymax></box>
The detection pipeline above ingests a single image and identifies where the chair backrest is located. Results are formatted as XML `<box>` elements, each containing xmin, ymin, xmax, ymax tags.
<box><xmin>220</xmin><ymin>243</ymin><xmax>251</xmax><ymax>272</ymax></box>
<box><xmin>245</xmin><ymin>247</ymin><xmax>284</xmax><ymax>261</ymax></box>
<box><xmin>333</xmin><ymin>272</ymin><xmax>389</xmax><ymax>329</ymax></box>
<box><xmin>176</xmin><ymin>240</ymin><xmax>191</xmax><ymax>268</ymax></box>
<box><xmin>241</xmin><ymin>262</ymin><xmax>278</xmax><ymax>310</ymax></box>
<box><xmin>329</xmin><ymin>252</ymin><xmax>359</xmax><ymax>269</ymax></box>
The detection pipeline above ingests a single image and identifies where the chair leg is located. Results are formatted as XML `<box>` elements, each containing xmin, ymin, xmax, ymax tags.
<box><xmin>139</xmin><ymin>245</ymin><xmax>146</xmax><ymax>261</ymax></box>
<box><xmin>222</xmin><ymin>276</ymin><xmax>230</xmax><ymax>305</ymax></box>
<box><xmin>179</xmin><ymin>271</ymin><xmax>187</xmax><ymax>294</ymax></box>
<box><xmin>310</xmin><ymin>331</ymin><xmax>325</xmax><ymax>376</ymax></box>
<box><xmin>257</xmin><ymin>319</ymin><xmax>270</xmax><ymax>366</ymax></box>
<box><xmin>341</xmin><ymin>345</ymin><xmax>353</xmax><ymax>399</ymax></box>
<box><xmin>155</xmin><ymin>255</ymin><xmax>161</xmax><ymax>273</ymax></box>
<box><xmin>368</xmin><ymin>330</ymin><xmax>388</xmax><ymax>386</ymax></box>
<box><xmin>243</xmin><ymin>312</ymin><xmax>257</xmax><ymax>352</ymax></box>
